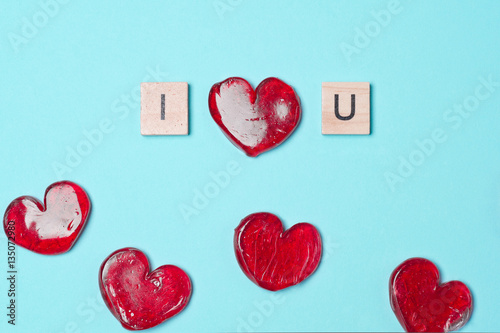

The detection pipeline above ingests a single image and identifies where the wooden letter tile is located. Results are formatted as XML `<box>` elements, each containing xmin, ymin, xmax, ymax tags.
<box><xmin>141</xmin><ymin>82</ymin><xmax>188</xmax><ymax>135</ymax></box>
<box><xmin>322</xmin><ymin>82</ymin><xmax>370</xmax><ymax>135</ymax></box>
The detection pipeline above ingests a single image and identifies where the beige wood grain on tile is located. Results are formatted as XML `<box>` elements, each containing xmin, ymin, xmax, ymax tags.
<box><xmin>322</xmin><ymin>82</ymin><xmax>370</xmax><ymax>135</ymax></box>
<box><xmin>141</xmin><ymin>82</ymin><xmax>188</xmax><ymax>135</ymax></box>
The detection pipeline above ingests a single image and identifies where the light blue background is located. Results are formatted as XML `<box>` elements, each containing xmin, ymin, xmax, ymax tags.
<box><xmin>1</xmin><ymin>0</ymin><xmax>499</xmax><ymax>332</ymax></box>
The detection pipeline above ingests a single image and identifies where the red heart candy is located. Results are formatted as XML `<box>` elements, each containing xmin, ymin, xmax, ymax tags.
<box><xmin>99</xmin><ymin>248</ymin><xmax>192</xmax><ymax>331</ymax></box>
<box><xmin>209</xmin><ymin>77</ymin><xmax>301</xmax><ymax>157</ymax></box>
<box><xmin>3</xmin><ymin>181</ymin><xmax>91</xmax><ymax>255</ymax></box>
<box><xmin>234</xmin><ymin>212</ymin><xmax>322</xmax><ymax>291</ymax></box>
<box><xmin>389</xmin><ymin>258</ymin><xmax>473</xmax><ymax>332</ymax></box>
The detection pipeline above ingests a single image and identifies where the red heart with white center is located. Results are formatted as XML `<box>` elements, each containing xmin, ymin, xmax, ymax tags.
<box><xmin>99</xmin><ymin>248</ymin><xmax>192</xmax><ymax>331</ymax></box>
<box><xmin>234</xmin><ymin>212</ymin><xmax>322</xmax><ymax>291</ymax></box>
<box><xmin>3</xmin><ymin>181</ymin><xmax>91</xmax><ymax>255</ymax></box>
<box><xmin>389</xmin><ymin>258</ymin><xmax>473</xmax><ymax>332</ymax></box>
<box><xmin>209</xmin><ymin>77</ymin><xmax>301</xmax><ymax>157</ymax></box>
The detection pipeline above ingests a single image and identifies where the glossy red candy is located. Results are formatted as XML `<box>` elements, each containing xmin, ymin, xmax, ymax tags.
<box><xmin>3</xmin><ymin>181</ymin><xmax>91</xmax><ymax>255</ymax></box>
<box><xmin>99</xmin><ymin>248</ymin><xmax>192</xmax><ymax>331</ymax></box>
<box><xmin>234</xmin><ymin>212</ymin><xmax>322</xmax><ymax>291</ymax></box>
<box><xmin>208</xmin><ymin>77</ymin><xmax>301</xmax><ymax>157</ymax></box>
<box><xmin>389</xmin><ymin>258</ymin><xmax>473</xmax><ymax>332</ymax></box>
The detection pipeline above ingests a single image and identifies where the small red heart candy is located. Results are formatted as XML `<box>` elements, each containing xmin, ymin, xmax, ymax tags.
<box><xmin>389</xmin><ymin>258</ymin><xmax>473</xmax><ymax>332</ymax></box>
<box><xmin>99</xmin><ymin>248</ymin><xmax>192</xmax><ymax>331</ymax></box>
<box><xmin>209</xmin><ymin>77</ymin><xmax>301</xmax><ymax>157</ymax></box>
<box><xmin>3</xmin><ymin>181</ymin><xmax>91</xmax><ymax>255</ymax></box>
<box><xmin>234</xmin><ymin>212</ymin><xmax>322</xmax><ymax>291</ymax></box>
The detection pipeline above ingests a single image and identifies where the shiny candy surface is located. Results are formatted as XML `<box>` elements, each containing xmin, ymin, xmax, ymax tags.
<box><xmin>389</xmin><ymin>258</ymin><xmax>473</xmax><ymax>332</ymax></box>
<box><xmin>209</xmin><ymin>77</ymin><xmax>301</xmax><ymax>157</ymax></box>
<box><xmin>99</xmin><ymin>248</ymin><xmax>192</xmax><ymax>331</ymax></box>
<box><xmin>3</xmin><ymin>181</ymin><xmax>91</xmax><ymax>255</ymax></box>
<box><xmin>234</xmin><ymin>212</ymin><xmax>322</xmax><ymax>291</ymax></box>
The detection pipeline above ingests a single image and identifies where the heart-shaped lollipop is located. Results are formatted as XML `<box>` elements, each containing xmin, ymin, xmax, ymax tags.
<box><xmin>389</xmin><ymin>258</ymin><xmax>473</xmax><ymax>332</ymax></box>
<box><xmin>234</xmin><ymin>212</ymin><xmax>322</xmax><ymax>291</ymax></box>
<box><xmin>3</xmin><ymin>181</ymin><xmax>91</xmax><ymax>255</ymax></box>
<box><xmin>99</xmin><ymin>248</ymin><xmax>192</xmax><ymax>331</ymax></box>
<box><xmin>209</xmin><ymin>77</ymin><xmax>301</xmax><ymax>157</ymax></box>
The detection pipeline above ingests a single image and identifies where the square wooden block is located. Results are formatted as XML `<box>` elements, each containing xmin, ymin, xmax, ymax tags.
<box><xmin>322</xmin><ymin>82</ymin><xmax>370</xmax><ymax>135</ymax></box>
<box><xmin>141</xmin><ymin>82</ymin><xmax>188</xmax><ymax>135</ymax></box>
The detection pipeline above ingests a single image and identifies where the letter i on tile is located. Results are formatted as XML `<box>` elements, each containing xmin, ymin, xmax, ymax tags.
<box><xmin>141</xmin><ymin>82</ymin><xmax>189</xmax><ymax>135</ymax></box>
<box><xmin>322</xmin><ymin>82</ymin><xmax>370</xmax><ymax>135</ymax></box>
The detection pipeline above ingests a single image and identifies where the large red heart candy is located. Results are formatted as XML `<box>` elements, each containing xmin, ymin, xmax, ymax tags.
<box><xmin>389</xmin><ymin>258</ymin><xmax>473</xmax><ymax>332</ymax></box>
<box><xmin>99</xmin><ymin>248</ymin><xmax>192</xmax><ymax>331</ymax></box>
<box><xmin>3</xmin><ymin>181</ymin><xmax>91</xmax><ymax>255</ymax></box>
<box><xmin>208</xmin><ymin>77</ymin><xmax>301</xmax><ymax>157</ymax></box>
<box><xmin>234</xmin><ymin>212</ymin><xmax>322</xmax><ymax>291</ymax></box>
